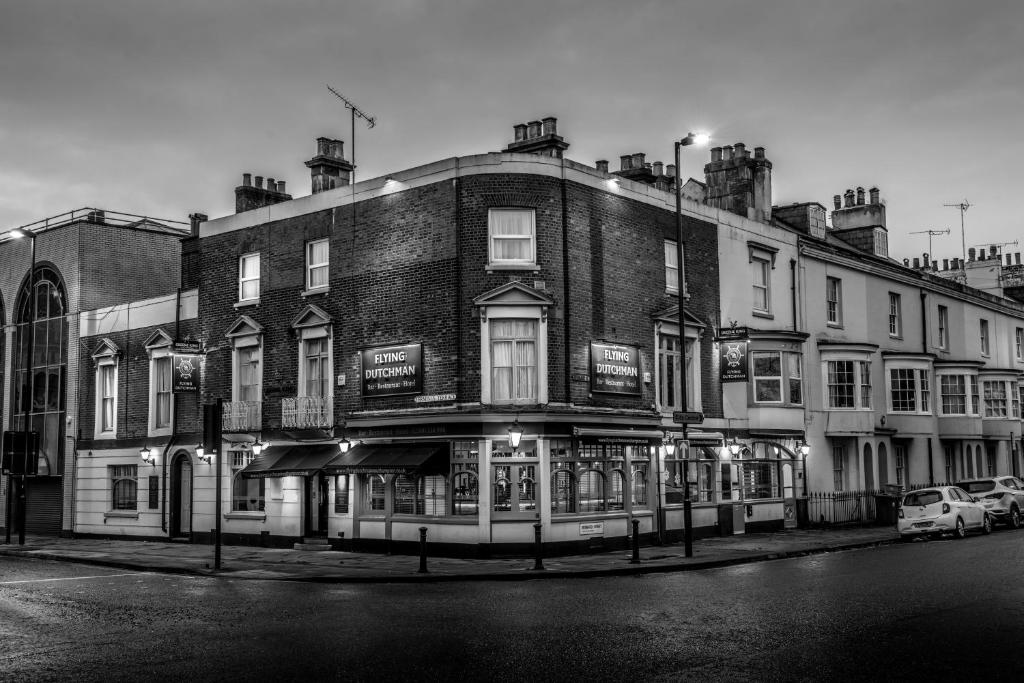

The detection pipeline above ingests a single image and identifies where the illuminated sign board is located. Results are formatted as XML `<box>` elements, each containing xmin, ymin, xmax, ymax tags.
<box><xmin>361</xmin><ymin>343</ymin><xmax>423</xmax><ymax>397</ymax></box>
<box><xmin>590</xmin><ymin>341</ymin><xmax>641</xmax><ymax>395</ymax></box>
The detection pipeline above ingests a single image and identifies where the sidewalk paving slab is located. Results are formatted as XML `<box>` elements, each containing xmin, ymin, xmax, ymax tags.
<box><xmin>0</xmin><ymin>527</ymin><xmax>901</xmax><ymax>583</ymax></box>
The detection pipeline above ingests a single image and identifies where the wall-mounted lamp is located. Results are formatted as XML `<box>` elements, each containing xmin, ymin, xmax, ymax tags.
<box><xmin>663</xmin><ymin>438</ymin><xmax>676</xmax><ymax>457</ymax></box>
<box><xmin>195</xmin><ymin>444</ymin><xmax>212</xmax><ymax>464</ymax></box>
<box><xmin>508</xmin><ymin>417</ymin><xmax>524</xmax><ymax>453</ymax></box>
<box><xmin>797</xmin><ymin>440</ymin><xmax>811</xmax><ymax>457</ymax></box>
<box><xmin>338</xmin><ymin>435</ymin><xmax>352</xmax><ymax>454</ymax></box>
<box><xmin>251</xmin><ymin>439</ymin><xmax>268</xmax><ymax>456</ymax></box>
<box><xmin>728</xmin><ymin>437</ymin><xmax>742</xmax><ymax>457</ymax></box>
<box><xmin>139</xmin><ymin>446</ymin><xmax>157</xmax><ymax>466</ymax></box>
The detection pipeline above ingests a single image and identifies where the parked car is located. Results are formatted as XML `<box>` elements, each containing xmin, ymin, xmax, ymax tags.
<box><xmin>955</xmin><ymin>476</ymin><xmax>1024</xmax><ymax>529</ymax></box>
<box><xmin>898</xmin><ymin>486</ymin><xmax>992</xmax><ymax>540</ymax></box>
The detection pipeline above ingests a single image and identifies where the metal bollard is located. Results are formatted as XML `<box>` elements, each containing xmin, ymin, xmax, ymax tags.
<box><xmin>418</xmin><ymin>526</ymin><xmax>428</xmax><ymax>574</ymax></box>
<box><xmin>532</xmin><ymin>522</ymin><xmax>545</xmax><ymax>571</ymax></box>
<box><xmin>630</xmin><ymin>518</ymin><xmax>640</xmax><ymax>564</ymax></box>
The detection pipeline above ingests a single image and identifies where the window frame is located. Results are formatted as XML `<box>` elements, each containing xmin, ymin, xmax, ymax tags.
<box><xmin>655</xmin><ymin>321</ymin><xmax>702</xmax><ymax>413</ymax></box>
<box><xmin>1016</xmin><ymin>327</ymin><xmax>1024</xmax><ymax>361</ymax></box>
<box><xmin>238</xmin><ymin>252</ymin><xmax>261</xmax><ymax>302</ymax></box>
<box><xmin>305</xmin><ymin>238</ymin><xmax>330</xmax><ymax>292</ymax></box>
<box><xmin>110</xmin><ymin>464</ymin><xmax>138</xmax><ymax>511</ymax></box>
<box><xmin>822</xmin><ymin>358</ymin><xmax>872</xmax><ymax>410</ymax></box>
<box><xmin>980</xmin><ymin>318</ymin><xmax>990</xmax><ymax>356</ymax></box>
<box><xmin>480</xmin><ymin>307</ymin><xmax>547</xmax><ymax>406</ymax></box>
<box><xmin>93</xmin><ymin>347</ymin><xmax>119</xmax><ymax>439</ymax></box>
<box><xmin>887</xmin><ymin>366</ymin><xmax>931</xmax><ymax>415</ymax></box>
<box><xmin>230</xmin><ymin>449</ymin><xmax>265</xmax><ymax>513</ymax></box>
<box><xmin>826</xmin><ymin>276</ymin><xmax>843</xmax><ymax>327</ymax></box>
<box><xmin>751</xmin><ymin>256</ymin><xmax>771</xmax><ymax>315</ymax></box>
<box><xmin>487</xmin><ymin>208</ymin><xmax>537</xmax><ymax>269</ymax></box>
<box><xmin>937</xmin><ymin>305</ymin><xmax>949</xmax><ymax>350</ymax></box>
<box><xmin>146</xmin><ymin>334</ymin><xmax>175</xmax><ymax>437</ymax></box>
<box><xmin>888</xmin><ymin>292</ymin><xmax>902</xmax><ymax>338</ymax></box>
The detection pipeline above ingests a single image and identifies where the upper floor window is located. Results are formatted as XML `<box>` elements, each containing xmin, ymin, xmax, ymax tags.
<box><xmin>664</xmin><ymin>240</ymin><xmax>680</xmax><ymax>294</ymax></box>
<box><xmin>92</xmin><ymin>339</ymin><xmax>120</xmax><ymax>439</ymax></box>
<box><xmin>751</xmin><ymin>351</ymin><xmax>803</xmax><ymax>405</ymax></box>
<box><xmin>980</xmin><ymin>319</ymin><xmax>990</xmax><ymax>356</ymax></box>
<box><xmin>888</xmin><ymin>367</ymin><xmax>931</xmax><ymax>414</ymax></box>
<box><xmin>490</xmin><ymin>320</ymin><xmax>538</xmax><ymax>403</ymax></box>
<box><xmin>306</xmin><ymin>239</ymin><xmax>329</xmax><ymax>290</ymax></box>
<box><xmin>488</xmin><ymin>209</ymin><xmax>536</xmax><ymax>268</ymax></box>
<box><xmin>1016</xmin><ymin>328</ymin><xmax>1023</xmax><ymax>361</ymax></box>
<box><xmin>937</xmin><ymin>306</ymin><xmax>949</xmax><ymax>350</ymax></box>
<box><xmin>657</xmin><ymin>329</ymin><xmax>700</xmax><ymax>412</ymax></box>
<box><xmin>145</xmin><ymin>331</ymin><xmax>174</xmax><ymax>436</ymax></box>
<box><xmin>888</xmin><ymin>293</ymin><xmax>902</xmax><ymax>338</ymax></box>
<box><xmin>826</xmin><ymin>277</ymin><xmax>842</xmax><ymax>326</ymax></box>
<box><xmin>752</xmin><ymin>257</ymin><xmax>770</xmax><ymax>314</ymax></box>
<box><xmin>825</xmin><ymin>359</ymin><xmax>871</xmax><ymax>410</ymax></box>
<box><xmin>303</xmin><ymin>337</ymin><xmax>331</xmax><ymax>398</ymax></box>
<box><xmin>939</xmin><ymin>374</ymin><xmax>977</xmax><ymax>416</ymax></box>
<box><xmin>983</xmin><ymin>380</ymin><xmax>1008</xmax><ymax>417</ymax></box>
<box><xmin>225</xmin><ymin>315</ymin><xmax>264</xmax><ymax>432</ymax></box>
<box><xmin>238</xmin><ymin>253</ymin><xmax>260</xmax><ymax>302</ymax></box>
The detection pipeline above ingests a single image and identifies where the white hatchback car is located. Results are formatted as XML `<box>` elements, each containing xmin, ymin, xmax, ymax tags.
<box><xmin>898</xmin><ymin>485</ymin><xmax>993</xmax><ymax>540</ymax></box>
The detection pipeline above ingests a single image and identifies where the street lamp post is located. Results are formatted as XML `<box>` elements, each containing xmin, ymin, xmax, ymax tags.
<box><xmin>7</xmin><ymin>228</ymin><xmax>36</xmax><ymax>546</ymax></box>
<box><xmin>674</xmin><ymin>132</ymin><xmax>708</xmax><ymax>559</ymax></box>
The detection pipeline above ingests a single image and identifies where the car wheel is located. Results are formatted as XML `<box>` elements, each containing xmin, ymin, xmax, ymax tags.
<box><xmin>953</xmin><ymin>517</ymin><xmax>967</xmax><ymax>539</ymax></box>
<box><xmin>1009</xmin><ymin>506</ymin><xmax>1021</xmax><ymax>529</ymax></box>
<box><xmin>982</xmin><ymin>514</ymin><xmax>992</xmax><ymax>535</ymax></box>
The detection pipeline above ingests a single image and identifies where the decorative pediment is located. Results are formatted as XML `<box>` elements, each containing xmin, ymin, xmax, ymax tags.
<box><xmin>291</xmin><ymin>304</ymin><xmax>331</xmax><ymax>330</ymax></box>
<box><xmin>225</xmin><ymin>315</ymin><xmax>264</xmax><ymax>340</ymax></box>
<box><xmin>473</xmin><ymin>281</ymin><xmax>554</xmax><ymax>309</ymax></box>
<box><xmin>144</xmin><ymin>329</ymin><xmax>174</xmax><ymax>350</ymax></box>
<box><xmin>652</xmin><ymin>305</ymin><xmax>706</xmax><ymax>329</ymax></box>
<box><xmin>91</xmin><ymin>338</ymin><xmax>121</xmax><ymax>361</ymax></box>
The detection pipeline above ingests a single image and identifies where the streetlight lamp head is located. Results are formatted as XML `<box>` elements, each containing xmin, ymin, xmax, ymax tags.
<box><xmin>508</xmin><ymin>418</ymin><xmax>524</xmax><ymax>451</ymax></box>
<box><xmin>338</xmin><ymin>436</ymin><xmax>352</xmax><ymax>454</ymax></box>
<box><xmin>9</xmin><ymin>228</ymin><xmax>30</xmax><ymax>239</ymax></box>
<box><xmin>680</xmin><ymin>132</ymin><xmax>711</xmax><ymax>147</ymax></box>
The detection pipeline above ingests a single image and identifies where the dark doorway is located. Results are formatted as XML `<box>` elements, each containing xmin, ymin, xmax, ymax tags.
<box><xmin>169</xmin><ymin>452</ymin><xmax>192</xmax><ymax>538</ymax></box>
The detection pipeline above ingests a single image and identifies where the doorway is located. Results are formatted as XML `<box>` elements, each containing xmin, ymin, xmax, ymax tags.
<box><xmin>169</xmin><ymin>452</ymin><xmax>192</xmax><ymax>538</ymax></box>
<box><xmin>304</xmin><ymin>473</ymin><xmax>329</xmax><ymax>538</ymax></box>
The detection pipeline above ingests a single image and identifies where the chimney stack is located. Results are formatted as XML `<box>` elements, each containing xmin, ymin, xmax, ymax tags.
<box><xmin>856</xmin><ymin>187</ymin><xmax>865</xmax><ymax>205</ymax></box>
<box><xmin>990</xmin><ymin>245</ymin><xmax>998</xmax><ymax>259</ymax></box>
<box><xmin>527</xmin><ymin>120</ymin><xmax>542</xmax><ymax>138</ymax></box>
<box><xmin>704</xmin><ymin>142</ymin><xmax>773</xmax><ymax>221</ymax></box>
<box><xmin>595</xmin><ymin>159</ymin><xmax>609</xmax><ymax>174</ymax></box>
<box><xmin>943</xmin><ymin>258</ymin><xmax>949</xmax><ymax>270</ymax></box>
<box><xmin>306</xmin><ymin>136</ymin><xmax>353</xmax><ymax>194</ymax></box>
<box><xmin>504</xmin><ymin>117</ymin><xmax>569</xmax><ymax>158</ymax></box>
<box><xmin>913</xmin><ymin>258</ymin><xmax>920</xmax><ymax>269</ymax></box>
<box><xmin>189</xmin><ymin>212</ymin><xmax>208</xmax><ymax>238</ymax></box>
<box><xmin>844</xmin><ymin>189</ymin><xmax>854</xmax><ymax>208</ymax></box>
<box><xmin>969</xmin><ymin>247</ymin><xmax>976</xmax><ymax>261</ymax></box>
<box><xmin>666</xmin><ymin>164</ymin><xmax>676</xmax><ymax>178</ymax></box>
<box><xmin>236</xmin><ymin>171</ymin><xmax>293</xmax><ymax>213</ymax></box>
<box><xmin>833</xmin><ymin>195</ymin><xmax>842</xmax><ymax>210</ymax></box>
<box><xmin>869</xmin><ymin>187</ymin><xmax>879</xmax><ymax>204</ymax></box>
<box><xmin>1016</xmin><ymin>252</ymin><xmax>1021</xmax><ymax>265</ymax></box>
<box><xmin>652</xmin><ymin>161</ymin><xmax>663</xmax><ymax>176</ymax></box>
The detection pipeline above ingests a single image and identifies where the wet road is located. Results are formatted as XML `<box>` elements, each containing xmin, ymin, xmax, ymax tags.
<box><xmin>2</xmin><ymin>530</ymin><xmax>1023</xmax><ymax>682</ymax></box>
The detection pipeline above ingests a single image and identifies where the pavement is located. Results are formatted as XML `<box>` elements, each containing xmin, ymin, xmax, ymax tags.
<box><xmin>0</xmin><ymin>526</ymin><xmax>901</xmax><ymax>582</ymax></box>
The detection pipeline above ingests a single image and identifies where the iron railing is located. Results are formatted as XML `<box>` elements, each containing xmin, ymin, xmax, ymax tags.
<box><xmin>221</xmin><ymin>401</ymin><xmax>262</xmax><ymax>432</ymax></box>
<box><xmin>806</xmin><ymin>489</ymin><xmax>882</xmax><ymax>526</ymax></box>
<box><xmin>281</xmin><ymin>396</ymin><xmax>333</xmax><ymax>429</ymax></box>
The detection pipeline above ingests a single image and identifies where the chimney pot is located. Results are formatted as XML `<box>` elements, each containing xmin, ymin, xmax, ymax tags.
<box><xmin>968</xmin><ymin>247</ymin><xmax>976</xmax><ymax>261</ymax></box>
<box><xmin>943</xmin><ymin>258</ymin><xmax>949</xmax><ymax>270</ymax></box>
<box><xmin>277</xmin><ymin>180</ymin><xmax>286</xmax><ymax>194</ymax></box>
<box><xmin>243</xmin><ymin>173</ymin><xmax>252</xmax><ymax>187</ymax></box>
<box><xmin>652</xmin><ymin>161</ymin><xmax>663</xmax><ymax>176</ymax></box>
<box><xmin>990</xmin><ymin>245</ymin><xmax>998</xmax><ymax>258</ymax></box>
<box><xmin>596</xmin><ymin>159</ymin><xmax>609</xmax><ymax>174</ymax></box>
<box><xmin>620</xmin><ymin>155</ymin><xmax>632</xmax><ymax>171</ymax></box>
<box><xmin>833</xmin><ymin>195</ymin><xmax>842</xmax><ymax>210</ymax></box>
<box><xmin>913</xmin><ymin>258</ymin><xmax>920</xmax><ymax>269</ymax></box>
<box><xmin>710</xmin><ymin>147</ymin><xmax>722</xmax><ymax>162</ymax></box>
<box><xmin>722</xmin><ymin>145</ymin><xmax>734</xmax><ymax>160</ymax></box>
<box><xmin>527</xmin><ymin>120</ymin><xmax>542</xmax><ymax>138</ymax></box>
<box><xmin>844</xmin><ymin>189</ymin><xmax>854</xmax><ymax>208</ymax></box>
<box><xmin>869</xmin><ymin>187</ymin><xmax>880</xmax><ymax>204</ymax></box>
<box><xmin>1016</xmin><ymin>252</ymin><xmax>1021</xmax><ymax>265</ymax></box>
<box><xmin>856</xmin><ymin>187</ymin><xmax>865</xmax><ymax>205</ymax></box>
<box><xmin>666</xmin><ymin>164</ymin><xmax>676</xmax><ymax>177</ymax></box>
<box><xmin>267</xmin><ymin>178</ymin><xmax>275</xmax><ymax>192</ymax></box>
<box><xmin>932</xmin><ymin>261</ymin><xmax>938</xmax><ymax>270</ymax></box>
<box><xmin>734</xmin><ymin>142</ymin><xmax>746</xmax><ymax>158</ymax></box>
<box><xmin>631</xmin><ymin>153</ymin><xmax>645</xmax><ymax>169</ymax></box>
<box><xmin>514</xmin><ymin>123</ymin><xmax>527</xmax><ymax>142</ymax></box>
<box><xmin>903</xmin><ymin>258</ymin><xmax>910</xmax><ymax>267</ymax></box>
<box><xmin>541</xmin><ymin>117</ymin><xmax>557</xmax><ymax>136</ymax></box>
<box><xmin>254</xmin><ymin>176</ymin><xmax>264</xmax><ymax>189</ymax></box>
<box><xmin>754</xmin><ymin>146</ymin><xmax>765</xmax><ymax>159</ymax></box>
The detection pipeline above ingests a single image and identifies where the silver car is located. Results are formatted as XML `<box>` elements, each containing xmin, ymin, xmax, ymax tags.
<box><xmin>955</xmin><ymin>476</ymin><xmax>1024</xmax><ymax>529</ymax></box>
<box><xmin>898</xmin><ymin>485</ymin><xmax>992</xmax><ymax>540</ymax></box>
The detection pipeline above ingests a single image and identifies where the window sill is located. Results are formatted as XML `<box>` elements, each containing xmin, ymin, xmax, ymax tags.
<box><xmin>752</xmin><ymin>310</ymin><xmax>774</xmax><ymax>320</ymax></box>
<box><xmin>104</xmin><ymin>511</ymin><xmax>139</xmax><ymax>519</ymax></box>
<box><xmin>234</xmin><ymin>298</ymin><xmax>260</xmax><ymax>309</ymax></box>
<box><xmin>301</xmin><ymin>287</ymin><xmax>329</xmax><ymax>298</ymax></box>
<box><xmin>826</xmin><ymin>322</ymin><xmax>844</xmax><ymax>329</ymax></box>
<box><xmin>485</xmin><ymin>264</ymin><xmax>539</xmax><ymax>273</ymax></box>
<box><xmin>224</xmin><ymin>511</ymin><xmax>266</xmax><ymax>521</ymax></box>
<box><xmin>148</xmin><ymin>427</ymin><xmax>172</xmax><ymax>438</ymax></box>
<box><xmin>93</xmin><ymin>433</ymin><xmax>116</xmax><ymax>441</ymax></box>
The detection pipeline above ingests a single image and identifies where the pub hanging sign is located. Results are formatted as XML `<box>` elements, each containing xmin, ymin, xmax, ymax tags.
<box><xmin>361</xmin><ymin>343</ymin><xmax>423</xmax><ymax>397</ymax></box>
<box><xmin>172</xmin><ymin>341</ymin><xmax>202</xmax><ymax>393</ymax></box>
<box><xmin>590</xmin><ymin>341</ymin><xmax>641</xmax><ymax>395</ymax></box>
<box><xmin>719</xmin><ymin>338</ymin><xmax>749</xmax><ymax>382</ymax></box>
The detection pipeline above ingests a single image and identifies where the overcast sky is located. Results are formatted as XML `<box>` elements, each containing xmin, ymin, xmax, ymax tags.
<box><xmin>1</xmin><ymin>0</ymin><xmax>1021</xmax><ymax>264</ymax></box>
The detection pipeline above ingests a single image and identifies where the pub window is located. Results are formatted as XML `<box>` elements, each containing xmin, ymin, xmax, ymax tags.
<box><xmin>231</xmin><ymin>450</ymin><xmax>265</xmax><ymax>512</ymax></box>
<box><xmin>94</xmin><ymin>352</ymin><xmax>118</xmax><ymax>438</ymax></box>
<box><xmin>664</xmin><ymin>444</ymin><xmax>716</xmax><ymax>505</ymax></box>
<box><xmin>148</xmin><ymin>475</ymin><xmax>159</xmax><ymax>510</ymax></box>
<box><xmin>451</xmin><ymin>440</ymin><xmax>479</xmax><ymax>516</ymax></box>
<box><xmin>364</xmin><ymin>474</ymin><xmax>386</xmax><ymax>512</ymax></box>
<box><xmin>334</xmin><ymin>475</ymin><xmax>350</xmax><ymax>514</ymax></box>
<box><xmin>111</xmin><ymin>465</ymin><xmax>138</xmax><ymax>511</ymax></box>
<box><xmin>490</xmin><ymin>319</ymin><xmax>538</xmax><ymax>404</ymax></box>
<box><xmin>393</xmin><ymin>475</ymin><xmax>446</xmax><ymax>516</ymax></box>
<box><xmin>492</xmin><ymin>440</ymin><xmax>538</xmax><ymax>515</ymax></box>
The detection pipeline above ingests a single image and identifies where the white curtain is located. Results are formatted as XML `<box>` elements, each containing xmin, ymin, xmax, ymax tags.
<box><xmin>491</xmin><ymin>211</ymin><xmax>532</xmax><ymax>261</ymax></box>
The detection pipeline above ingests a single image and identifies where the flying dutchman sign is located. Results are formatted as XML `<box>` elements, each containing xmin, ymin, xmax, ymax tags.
<box><xmin>361</xmin><ymin>343</ymin><xmax>423</xmax><ymax>397</ymax></box>
<box><xmin>172</xmin><ymin>341</ymin><xmax>202</xmax><ymax>393</ymax></box>
<box><xmin>590</xmin><ymin>341</ymin><xmax>641</xmax><ymax>395</ymax></box>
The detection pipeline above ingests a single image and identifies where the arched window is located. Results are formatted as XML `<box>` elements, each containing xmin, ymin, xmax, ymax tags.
<box><xmin>12</xmin><ymin>266</ymin><xmax>67</xmax><ymax>476</ymax></box>
<box><xmin>452</xmin><ymin>471</ymin><xmax>478</xmax><ymax>515</ymax></box>
<box><xmin>551</xmin><ymin>468</ymin><xmax>576</xmax><ymax>513</ymax></box>
<box><xmin>578</xmin><ymin>469</ymin><xmax>605</xmax><ymax>513</ymax></box>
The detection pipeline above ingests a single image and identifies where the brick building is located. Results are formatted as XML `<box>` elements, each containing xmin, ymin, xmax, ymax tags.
<box><xmin>0</xmin><ymin>210</ymin><xmax>189</xmax><ymax>538</ymax></box>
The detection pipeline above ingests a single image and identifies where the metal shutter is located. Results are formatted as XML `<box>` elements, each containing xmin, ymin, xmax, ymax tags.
<box><xmin>25</xmin><ymin>477</ymin><xmax>62</xmax><ymax>535</ymax></box>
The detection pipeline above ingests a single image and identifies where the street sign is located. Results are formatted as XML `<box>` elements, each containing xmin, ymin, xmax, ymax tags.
<box><xmin>672</xmin><ymin>411</ymin><xmax>704</xmax><ymax>424</ymax></box>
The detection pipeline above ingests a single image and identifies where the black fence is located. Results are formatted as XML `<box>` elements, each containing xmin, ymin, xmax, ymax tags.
<box><xmin>806</xmin><ymin>489</ymin><xmax>882</xmax><ymax>526</ymax></box>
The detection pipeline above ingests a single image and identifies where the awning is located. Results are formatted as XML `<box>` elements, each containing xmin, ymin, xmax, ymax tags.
<box><xmin>325</xmin><ymin>443</ymin><xmax>448</xmax><ymax>475</ymax></box>
<box><xmin>239</xmin><ymin>443</ymin><xmax>338</xmax><ymax>479</ymax></box>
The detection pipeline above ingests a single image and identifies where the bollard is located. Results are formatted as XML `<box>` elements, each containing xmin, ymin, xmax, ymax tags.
<box><xmin>532</xmin><ymin>522</ymin><xmax>545</xmax><ymax>571</ymax></box>
<box><xmin>630</xmin><ymin>518</ymin><xmax>640</xmax><ymax>564</ymax></box>
<box><xmin>418</xmin><ymin>526</ymin><xmax>428</xmax><ymax>574</ymax></box>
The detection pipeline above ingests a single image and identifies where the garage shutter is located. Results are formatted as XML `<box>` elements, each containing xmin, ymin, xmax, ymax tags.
<box><xmin>25</xmin><ymin>477</ymin><xmax>62</xmax><ymax>535</ymax></box>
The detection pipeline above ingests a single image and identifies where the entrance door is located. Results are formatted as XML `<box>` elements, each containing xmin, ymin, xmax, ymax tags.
<box><xmin>170</xmin><ymin>454</ymin><xmax>192</xmax><ymax>537</ymax></box>
<box><xmin>305</xmin><ymin>473</ymin><xmax>329</xmax><ymax>538</ymax></box>
<box><xmin>782</xmin><ymin>462</ymin><xmax>797</xmax><ymax>529</ymax></box>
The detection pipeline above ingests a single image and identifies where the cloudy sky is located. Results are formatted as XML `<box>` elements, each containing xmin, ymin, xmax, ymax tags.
<box><xmin>1</xmin><ymin>0</ymin><xmax>1021</xmax><ymax>264</ymax></box>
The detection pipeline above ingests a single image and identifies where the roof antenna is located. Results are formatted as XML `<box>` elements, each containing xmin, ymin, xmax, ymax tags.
<box><xmin>326</xmin><ymin>85</ymin><xmax>376</xmax><ymax>188</ymax></box>
<box><xmin>943</xmin><ymin>200</ymin><xmax>971</xmax><ymax>281</ymax></box>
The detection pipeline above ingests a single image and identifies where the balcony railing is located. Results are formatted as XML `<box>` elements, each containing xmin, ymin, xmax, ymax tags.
<box><xmin>281</xmin><ymin>396</ymin><xmax>333</xmax><ymax>429</ymax></box>
<box><xmin>222</xmin><ymin>401</ymin><xmax>262</xmax><ymax>433</ymax></box>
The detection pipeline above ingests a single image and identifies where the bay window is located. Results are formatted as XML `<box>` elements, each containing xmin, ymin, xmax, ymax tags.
<box><xmin>824</xmin><ymin>359</ymin><xmax>871</xmax><ymax>410</ymax></box>
<box><xmin>751</xmin><ymin>351</ymin><xmax>803</xmax><ymax>405</ymax></box>
<box><xmin>887</xmin><ymin>366</ymin><xmax>931</xmax><ymax>414</ymax></box>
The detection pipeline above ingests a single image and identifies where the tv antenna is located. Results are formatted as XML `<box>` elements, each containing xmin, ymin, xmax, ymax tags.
<box><xmin>910</xmin><ymin>229</ymin><xmax>950</xmax><ymax>259</ymax></box>
<box><xmin>943</xmin><ymin>200</ymin><xmax>970</xmax><ymax>272</ymax></box>
<box><xmin>326</xmin><ymin>85</ymin><xmax>376</xmax><ymax>186</ymax></box>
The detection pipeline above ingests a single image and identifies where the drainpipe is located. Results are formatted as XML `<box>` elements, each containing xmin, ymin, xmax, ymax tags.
<box><xmin>562</xmin><ymin>160</ymin><xmax>571</xmax><ymax>402</ymax></box>
<box><xmin>454</xmin><ymin>159</ymin><xmax>462</xmax><ymax>402</ymax></box>
<box><xmin>919</xmin><ymin>290</ymin><xmax>928</xmax><ymax>353</ymax></box>
<box><xmin>790</xmin><ymin>258</ymin><xmax>798</xmax><ymax>332</ymax></box>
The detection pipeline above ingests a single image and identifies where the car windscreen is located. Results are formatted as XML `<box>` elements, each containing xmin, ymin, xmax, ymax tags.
<box><xmin>957</xmin><ymin>481</ymin><xmax>995</xmax><ymax>494</ymax></box>
<box><xmin>903</xmin><ymin>490</ymin><xmax>942</xmax><ymax>507</ymax></box>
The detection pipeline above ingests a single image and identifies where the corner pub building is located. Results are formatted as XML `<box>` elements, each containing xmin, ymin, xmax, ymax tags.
<box><xmin>188</xmin><ymin>118</ymin><xmax>736</xmax><ymax>555</ymax></box>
